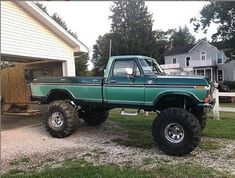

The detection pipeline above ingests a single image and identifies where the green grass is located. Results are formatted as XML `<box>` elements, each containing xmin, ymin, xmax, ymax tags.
<box><xmin>219</xmin><ymin>102</ymin><xmax>235</xmax><ymax>108</ymax></box>
<box><xmin>199</xmin><ymin>139</ymin><xmax>222</xmax><ymax>151</ymax></box>
<box><xmin>2</xmin><ymin>159</ymin><xmax>231</xmax><ymax>178</ymax></box>
<box><xmin>9</xmin><ymin>157</ymin><xmax>31</xmax><ymax>166</ymax></box>
<box><xmin>110</xmin><ymin>109</ymin><xmax>155</xmax><ymax>148</ymax></box>
<box><xmin>109</xmin><ymin>109</ymin><xmax>235</xmax><ymax>149</ymax></box>
<box><xmin>205</xmin><ymin>112</ymin><xmax>235</xmax><ymax>139</ymax></box>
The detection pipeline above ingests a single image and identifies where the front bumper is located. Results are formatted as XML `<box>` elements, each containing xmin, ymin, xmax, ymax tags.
<box><xmin>198</xmin><ymin>98</ymin><xmax>216</xmax><ymax>113</ymax></box>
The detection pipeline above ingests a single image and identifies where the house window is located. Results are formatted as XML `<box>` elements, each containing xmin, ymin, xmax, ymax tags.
<box><xmin>200</xmin><ymin>51</ymin><xmax>206</xmax><ymax>60</ymax></box>
<box><xmin>217</xmin><ymin>53</ymin><xmax>223</xmax><ymax>64</ymax></box>
<box><xmin>217</xmin><ymin>69</ymin><xmax>224</xmax><ymax>81</ymax></box>
<box><xmin>173</xmin><ymin>58</ymin><xmax>177</xmax><ymax>64</ymax></box>
<box><xmin>185</xmin><ymin>57</ymin><xmax>190</xmax><ymax>66</ymax></box>
<box><xmin>197</xmin><ymin>69</ymin><xmax>204</xmax><ymax>76</ymax></box>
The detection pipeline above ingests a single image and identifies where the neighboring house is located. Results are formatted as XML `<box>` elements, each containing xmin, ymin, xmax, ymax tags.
<box><xmin>161</xmin><ymin>40</ymin><xmax>235</xmax><ymax>82</ymax></box>
<box><xmin>1</xmin><ymin>1</ymin><xmax>88</xmax><ymax>105</ymax></box>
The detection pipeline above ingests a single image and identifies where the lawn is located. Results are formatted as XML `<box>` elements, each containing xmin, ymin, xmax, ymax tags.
<box><xmin>3</xmin><ymin>108</ymin><xmax>235</xmax><ymax>178</ymax></box>
<box><xmin>205</xmin><ymin>111</ymin><xmax>235</xmax><ymax>139</ymax></box>
<box><xmin>110</xmin><ymin>109</ymin><xmax>235</xmax><ymax>149</ymax></box>
<box><xmin>3</xmin><ymin>159</ymin><xmax>230</xmax><ymax>178</ymax></box>
<box><xmin>219</xmin><ymin>102</ymin><xmax>235</xmax><ymax>108</ymax></box>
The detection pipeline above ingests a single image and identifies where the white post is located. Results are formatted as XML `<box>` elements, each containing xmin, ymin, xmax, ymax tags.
<box><xmin>109</xmin><ymin>39</ymin><xmax>112</xmax><ymax>58</ymax></box>
<box><xmin>212</xmin><ymin>88</ymin><xmax>220</xmax><ymax>120</ymax></box>
<box><xmin>62</xmin><ymin>61</ymin><xmax>68</xmax><ymax>76</ymax></box>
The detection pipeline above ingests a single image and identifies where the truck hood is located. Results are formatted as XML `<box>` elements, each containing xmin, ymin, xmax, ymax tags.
<box><xmin>147</xmin><ymin>75</ymin><xmax>209</xmax><ymax>86</ymax></box>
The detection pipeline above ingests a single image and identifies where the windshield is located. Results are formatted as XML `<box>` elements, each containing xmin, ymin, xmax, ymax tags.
<box><xmin>139</xmin><ymin>58</ymin><xmax>165</xmax><ymax>75</ymax></box>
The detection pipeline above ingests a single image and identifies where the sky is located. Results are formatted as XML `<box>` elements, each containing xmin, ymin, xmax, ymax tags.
<box><xmin>40</xmin><ymin>1</ymin><xmax>217</xmax><ymax>69</ymax></box>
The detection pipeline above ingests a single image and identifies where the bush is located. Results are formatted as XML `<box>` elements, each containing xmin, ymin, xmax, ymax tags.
<box><xmin>223</xmin><ymin>81</ymin><xmax>235</xmax><ymax>90</ymax></box>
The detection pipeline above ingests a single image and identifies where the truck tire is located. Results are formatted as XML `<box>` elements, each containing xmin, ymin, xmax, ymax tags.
<box><xmin>44</xmin><ymin>100</ymin><xmax>79</xmax><ymax>138</ymax></box>
<box><xmin>83</xmin><ymin>110</ymin><xmax>109</xmax><ymax>126</ymax></box>
<box><xmin>152</xmin><ymin>107</ymin><xmax>201</xmax><ymax>156</ymax></box>
<box><xmin>198</xmin><ymin>114</ymin><xmax>207</xmax><ymax>130</ymax></box>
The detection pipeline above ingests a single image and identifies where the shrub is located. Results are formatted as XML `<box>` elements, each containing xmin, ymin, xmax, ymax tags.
<box><xmin>223</xmin><ymin>81</ymin><xmax>235</xmax><ymax>90</ymax></box>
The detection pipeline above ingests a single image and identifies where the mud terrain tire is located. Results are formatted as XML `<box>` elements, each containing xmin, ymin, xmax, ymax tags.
<box><xmin>152</xmin><ymin>107</ymin><xmax>201</xmax><ymax>156</ymax></box>
<box><xmin>44</xmin><ymin>100</ymin><xmax>79</xmax><ymax>138</ymax></box>
<box><xmin>83</xmin><ymin>110</ymin><xmax>109</xmax><ymax>126</ymax></box>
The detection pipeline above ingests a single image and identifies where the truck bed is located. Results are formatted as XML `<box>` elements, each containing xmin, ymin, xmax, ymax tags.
<box><xmin>31</xmin><ymin>77</ymin><xmax>103</xmax><ymax>104</ymax></box>
<box><xmin>32</xmin><ymin>77</ymin><xmax>103</xmax><ymax>84</ymax></box>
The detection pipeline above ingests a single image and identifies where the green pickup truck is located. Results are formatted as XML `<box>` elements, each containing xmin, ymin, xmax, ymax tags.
<box><xmin>30</xmin><ymin>55</ymin><xmax>215</xmax><ymax>156</ymax></box>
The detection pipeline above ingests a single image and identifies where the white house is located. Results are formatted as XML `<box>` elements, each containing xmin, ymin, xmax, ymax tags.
<box><xmin>161</xmin><ymin>40</ymin><xmax>235</xmax><ymax>82</ymax></box>
<box><xmin>1</xmin><ymin>1</ymin><xmax>88</xmax><ymax>105</ymax></box>
<box><xmin>1</xmin><ymin>1</ymin><xmax>88</xmax><ymax>76</ymax></box>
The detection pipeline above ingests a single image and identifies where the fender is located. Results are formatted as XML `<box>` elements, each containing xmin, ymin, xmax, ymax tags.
<box><xmin>153</xmin><ymin>91</ymin><xmax>201</xmax><ymax>107</ymax></box>
<box><xmin>46</xmin><ymin>89</ymin><xmax>75</xmax><ymax>103</ymax></box>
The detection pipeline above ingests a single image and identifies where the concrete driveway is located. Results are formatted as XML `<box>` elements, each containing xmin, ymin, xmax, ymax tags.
<box><xmin>1</xmin><ymin>104</ymin><xmax>47</xmax><ymax>131</ymax></box>
<box><xmin>1</xmin><ymin>115</ymin><xmax>44</xmax><ymax>131</ymax></box>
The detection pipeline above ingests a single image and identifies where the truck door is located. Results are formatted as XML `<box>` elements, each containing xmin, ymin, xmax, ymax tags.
<box><xmin>105</xmin><ymin>58</ymin><xmax>145</xmax><ymax>106</ymax></box>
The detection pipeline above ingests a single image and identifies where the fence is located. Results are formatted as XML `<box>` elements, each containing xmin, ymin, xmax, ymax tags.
<box><xmin>212</xmin><ymin>88</ymin><xmax>235</xmax><ymax>120</ymax></box>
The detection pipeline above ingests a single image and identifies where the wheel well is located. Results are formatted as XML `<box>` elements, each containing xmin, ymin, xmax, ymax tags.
<box><xmin>47</xmin><ymin>90</ymin><xmax>74</xmax><ymax>103</ymax></box>
<box><xmin>155</xmin><ymin>94</ymin><xmax>198</xmax><ymax>114</ymax></box>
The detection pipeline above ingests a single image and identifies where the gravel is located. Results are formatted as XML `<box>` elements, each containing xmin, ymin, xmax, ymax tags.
<box><xmin>1</xmin><ymin>120</ymin><xmax>235</xmax><ymax>175</ymax></box>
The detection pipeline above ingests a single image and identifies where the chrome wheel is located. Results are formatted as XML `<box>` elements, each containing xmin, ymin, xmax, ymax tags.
<box><xmin>51</xmin><ymin>112</ymin><xmax>64</xmax><ymax>128</ymax></box>
<box><xmin>164</xmin><ymin>123</ymin><xmax>184</xmax><ymax>143</ymax></box>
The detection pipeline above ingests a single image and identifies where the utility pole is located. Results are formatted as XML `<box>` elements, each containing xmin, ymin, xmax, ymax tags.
<box><xmin>109</xmin><ymin>39</ymin><xmax>112</xmax><ymax>58</ymax></box>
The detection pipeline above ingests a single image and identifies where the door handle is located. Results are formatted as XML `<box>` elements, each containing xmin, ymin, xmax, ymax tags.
<box><xmin>110</xmin><ymin>80</ymin><xmax>116</xmax><ymax>83</ymax></box>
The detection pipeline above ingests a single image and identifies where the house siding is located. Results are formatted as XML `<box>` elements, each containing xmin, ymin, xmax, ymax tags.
<box><xmin>165</xmin><ymin>53</ymin><xmax>189</xmax><ymax>67</ymax></box>
<box><xmin>218</xmin><ymin>62</ymin><xmax>235</xmax><ymax>81</ymax></box>
<box><xmin>1</xmin><ymin>1</ymin><xmax>75</xmax><ymax>76</ymax></box>
<box><xmin>165</xmin><ymin>43</ymin><xmax>229</xmax><ymax>67</ymax></box>
<box><xmin>164</xmin><ymin>41</ymin><xmax>234</xmax><ymax>81</ymax></box>
<box><xmin>189</xmin><ymin>43</ymin><xmax>228</xmax><ymax>65</ymax></box>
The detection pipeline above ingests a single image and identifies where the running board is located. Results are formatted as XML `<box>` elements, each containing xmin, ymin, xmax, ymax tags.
<box><xmin>120</xmin><ymin>108</ymin><xmax>140</xmax><ymax>116</ymax></box>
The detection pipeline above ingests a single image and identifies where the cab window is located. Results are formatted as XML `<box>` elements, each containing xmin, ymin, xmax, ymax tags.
<box><xmin>112</xmin><ymin>60</ymin><xmax>140</xmax><ymax>76</ymax></box>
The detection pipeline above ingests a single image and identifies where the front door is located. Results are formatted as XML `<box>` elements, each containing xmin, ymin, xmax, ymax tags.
<box><xmin>105</xmin><ymin>58</ymin><xmax>145</xmax><ymax>106</ymax></box>
<box><xmin>205</xmin><ymin>68</ymin><xmax>212</xmax><ymax>81</ymax></box>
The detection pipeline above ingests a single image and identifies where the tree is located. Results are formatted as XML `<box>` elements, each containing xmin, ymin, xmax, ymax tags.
<box><xmin>149</xmin><ymin>29</ymin><xmax>171</xmax><ymax>64</ymax></box>
<box><xmin>35</xmin><ymin>2</ymin><xmax>49</xmax><ymax>15</ymax></box>
<box><xmin>92</xmin><ymin>0</ymin><xmax>161</xmax><ymax>74</ymax></box>
<box><xmin>51</xmin><ymin>13</ymin><xmax>78</xmax><ymax>39</ymax></box>
<box><xmin>169</xmin><ymin>26</ymin><xmax>196</xmax><ymax>47</ymax></box>
<box><xmin>51</xmin><ymin>13</ymin><xmax>68</xmax><ymax>31</ymax></box>
<box><xmin>74</xmin><ymin>52</ymin><xmax>89</xmax><ymax>76</ymax></box>
<box><xmin>91</xmin><ymin>33</ymin><xmax>114</xmax><ymax>76</ymax></box>
<box><xmin>35</xmin><ymin>2</ymin><xmax>78</xmax><ymax>39</ymax></box>
<box><xmin>190</xmin><ymin>2</ymin><xmax>235</xmax><ymax>61</ymax></box>
<box><xmin>110</xmin><ymin>0</ymin><xmax>157</xmax><ymax>57</ymax></box>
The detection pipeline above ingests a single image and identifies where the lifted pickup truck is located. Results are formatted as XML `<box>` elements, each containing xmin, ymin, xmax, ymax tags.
<box><xmin>30</xmin><ymin>55</ymin><xmax>215</xmax><ymax>156</ymax></box>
